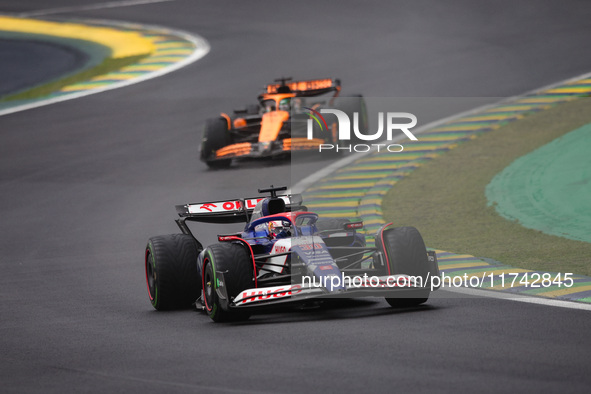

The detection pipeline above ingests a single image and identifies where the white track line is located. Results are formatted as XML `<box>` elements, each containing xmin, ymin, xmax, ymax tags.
<box><xmin>292</xmin><ymin>70</ymin><xmax>591</xmax><ymax>311</ymax></box>
<box><xmin>17</xmin><ymin>0</ymin><xmax>178</xmax><ymax>17</ymax></box>
<box><xmin>444</xmin><ymin>287</ymin><xmax>591</xmax><ymax>311</ymax></box>
<box><xmin>0</xmin><ymin>20</ymin><xmax>209</xmax><ymax>117</ymax></box>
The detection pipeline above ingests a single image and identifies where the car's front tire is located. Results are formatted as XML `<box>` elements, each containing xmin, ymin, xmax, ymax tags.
<box><xmin>200</xmin><ymin>117</ymin><xmax>232</xmax><ymax>169</ymax></box>
<box><xmin>377</xmin><ymin>226</ymin><xmax>431</xmax><ymax>307</ymax></box>
<box><xmin>202</xmin><ymin>243</ymin><xmax>254</xmax><ymax>322</ymax></box>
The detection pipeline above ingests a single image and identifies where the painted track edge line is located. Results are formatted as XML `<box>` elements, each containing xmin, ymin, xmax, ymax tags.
<box><xmin>291</xmin><ymin>69</ymin><xmax>591</xmax><ymax>194</ymax></box>
<box><xmin>0</xmin><ymin>20</ymin><xmax>210</xmax><ymax>117</ymax></box>
<box><xmin>293</xmin><ymin>70</ymin><xmax>591</xmax><ymax>310</ymax></box>
<box><xmin>16</xmin><ymin>0</ymin><xmax>178</xmax><ymax>18</ymax></box>
<box><xmin>442</xmin><ymin>287</ymin><xmax>591</xmax><ymax>311</ymax></box>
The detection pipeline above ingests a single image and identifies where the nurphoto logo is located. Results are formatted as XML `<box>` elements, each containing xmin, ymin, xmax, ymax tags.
<box><xmin>305</xmin><ymin>107</ymin><xmax>418</xmax><ymax>153</ymax></box>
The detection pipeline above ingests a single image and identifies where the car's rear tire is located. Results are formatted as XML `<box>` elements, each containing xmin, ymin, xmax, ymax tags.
<box><xmin>202</xmin><ymin>243</ymin><xmax>254</xmax><ymax>322</ymax></box>
<box><xmin>200</xmin><ymin>117</ymin><xmax>232</xmax><ymax>169</ymax></box>
<box><xmin>377</xmin><ymin>226</ymin><xmax>431</xmax><ymax>307</ymax></box>
<box><xmin>145</xmin><ymin>234</ymin><xmax>202</xmax><ymax>310</ymax></box>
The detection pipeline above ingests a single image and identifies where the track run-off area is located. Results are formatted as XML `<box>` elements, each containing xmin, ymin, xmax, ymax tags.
<box><xmin>487</xmin><ymin>122</ymin><xmax>591</xmax><ymax>244</ymax></box>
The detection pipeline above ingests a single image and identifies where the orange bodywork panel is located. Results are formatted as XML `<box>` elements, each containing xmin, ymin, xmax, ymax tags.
<box><xmin>220</xmin><ymin>113</ymin><xmax>231</xmax><ymax>130</ymax></box>
<box><xmin>259</xmin><ymin>92</ymin><xmax>295</xmax><ymax>103</ymax></box>
<box><xmin>233</xmin><ymin>117</ymin><xmax>247</xmax><ymax>128</ymax></box>
<box><xmin>259</xmin><ymin>111</ymin><xmax>289</xmax><ymax>142</ymax></box>
<box><xmin>215</xmin><ymin>143</ymin><xmax>252</xmax><ymax>158</ymax></box>
<box><xmin>283</xmin><ymin>138</ymin><xmax>326</xmax><ymax>151</ymax></box>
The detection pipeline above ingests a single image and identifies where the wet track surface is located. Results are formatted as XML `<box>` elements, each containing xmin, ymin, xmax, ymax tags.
<box><xmin>0</xmin><ymin>38</ymin><xmax>88</xmax><ymax>96</ymax></box>
<box><xmin>1</xmin><ymin>1</ymin><xmax>591</xmax><ymax>392</ymax></box>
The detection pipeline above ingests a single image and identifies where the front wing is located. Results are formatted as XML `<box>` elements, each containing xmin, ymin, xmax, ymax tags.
<box><xmin>212</xmin><ymin>138</ymin><xmax>326</xmax><ymax>161</ymax></box>
<box><xmin>215</xmin><ymin>274</ymin><xmax>433</xmax><ymax>310</ymax></box>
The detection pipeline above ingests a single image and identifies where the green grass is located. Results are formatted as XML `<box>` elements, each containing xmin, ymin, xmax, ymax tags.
<box><xmin>0</xmin><ymin>54</ymin><xmax>146</xmax><ymax>102</ymax></box>
<box><xmin>382</xmin><ymin>97</ymin><xmax>591</xmax><ymax>276</ymax></box>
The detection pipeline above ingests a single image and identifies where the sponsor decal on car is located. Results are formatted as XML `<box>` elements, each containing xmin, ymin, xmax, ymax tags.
<box><xmin>188</xmin><ymin>196</ymin><xmax>291</xmax><ymax>214</ymax></box>
<box><xmin>234</xmin><ymin>284</ymin><xmax>303</xmax><ymax>305</ymax></box>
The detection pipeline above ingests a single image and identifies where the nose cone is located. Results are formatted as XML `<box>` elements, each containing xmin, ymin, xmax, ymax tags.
<box><xmin>259</xmin><ymin>111</ymin><xmax>289</xmax><ymax>142</ymax></box>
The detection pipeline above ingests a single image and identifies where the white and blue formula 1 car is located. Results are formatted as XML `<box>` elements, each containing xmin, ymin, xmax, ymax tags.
<box><xmin>144</xmin><ymin>186</ymin><xmax>439</xmax><ymax>322</ymax></box>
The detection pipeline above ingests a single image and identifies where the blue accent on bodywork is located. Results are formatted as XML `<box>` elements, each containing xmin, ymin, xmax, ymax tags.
<box><xmin>291</xmin><ymin>240</ymin><xmax>346</xmax><ymax>292</ymax></box>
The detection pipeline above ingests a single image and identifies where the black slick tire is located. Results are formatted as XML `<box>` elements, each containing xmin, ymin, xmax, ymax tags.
<box><xmin>145</xmin><ymin>234</ymin><xmax>202</xmax><ymax>310</ymax></box>
<box><xmin>200</xmin><ymin>117</ymin><xmax>232</xmax><ymax>169</ymax></box>
<box><xmin>378</xmin><ymin>226</ymin><xmax>431</xmax><ymax>307</ymax></box>
<box><xmin>202</xmin><ymin>243</ymin><xmax>254</xmax><ymax>322</ymax></box>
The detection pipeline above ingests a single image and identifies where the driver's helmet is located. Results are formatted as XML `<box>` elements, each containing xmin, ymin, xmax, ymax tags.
<box><xmin>262</xmin><ymin>99</ymin><xmax>276</xmax><ymax>112</ymax></box>
<box><xmin>268</xmin><ymin>220</ymin><xmax>292</xmax><ymax>238</ymax></box>
<box><xmin>278</xmin><ymin>98</ymin><xmax>291</xmax><ymax>111</ymax></box>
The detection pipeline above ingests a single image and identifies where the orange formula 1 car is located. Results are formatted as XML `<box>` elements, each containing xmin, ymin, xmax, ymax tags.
<box><xmin>199</xmin><ymin>78</ymin><xmax>367</xmax><ymax>168</ymax></box>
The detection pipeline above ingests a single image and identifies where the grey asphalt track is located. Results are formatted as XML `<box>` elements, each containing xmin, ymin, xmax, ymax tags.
<box><xmin>0</xmin><ymin>38</ymin><xmax>88</xmax><ymax>96</ymax></box>
<box><xmin>1</xmin><ymin>1</ymin><xmax>591</xmax><ymax>393</ymax></box>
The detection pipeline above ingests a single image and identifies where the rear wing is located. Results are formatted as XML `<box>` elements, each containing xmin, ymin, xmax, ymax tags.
<box><xmin>175</xmin><ymin>194</ymin><xmax>304</xmax><ymax>224</ymax></box>
<box><xmin>265</xmin><ymin>78</ymin><xmax>340</xmax><ymax>97</ymax></box>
